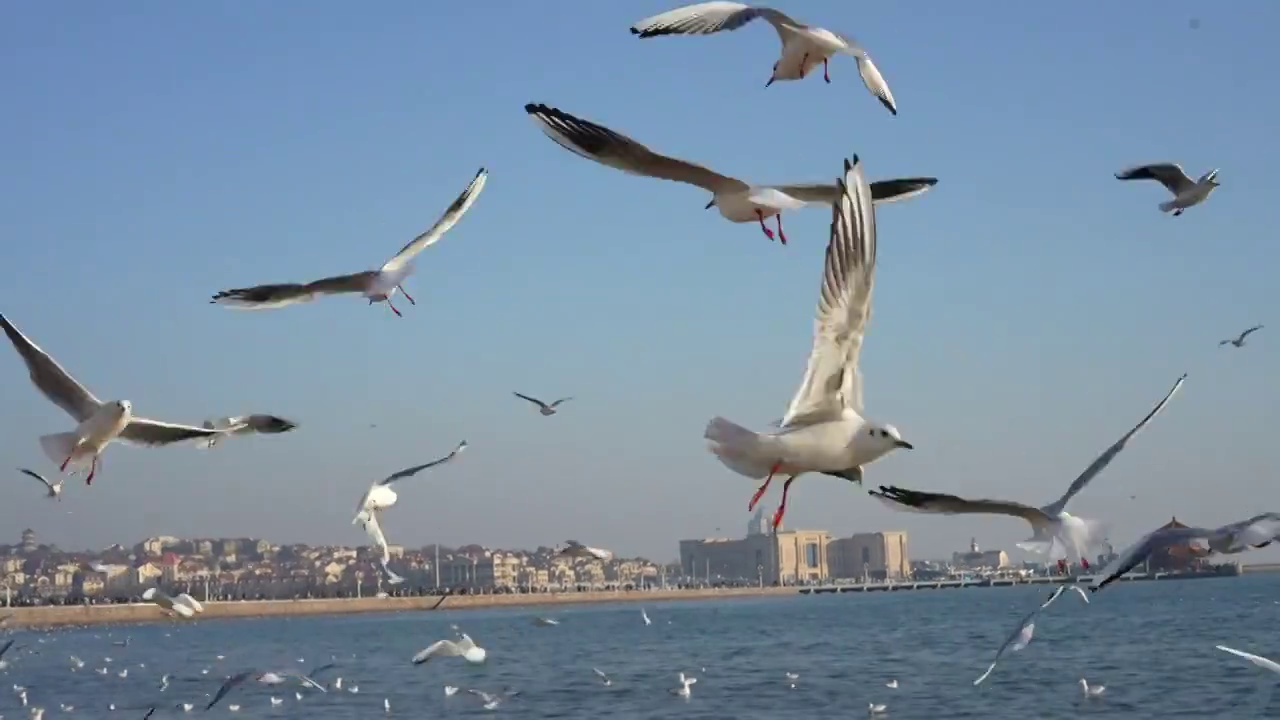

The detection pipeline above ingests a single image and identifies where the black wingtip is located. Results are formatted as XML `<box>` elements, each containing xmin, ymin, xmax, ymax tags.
<box><xmin>524</xmin><ymin>103</ymin><xmax>547</xmax><ymax>115</ymax></box>
<box><xmin>629</xmin><ymin>26</ymin><xmax>641</xmax><ymax>35</ymax></box>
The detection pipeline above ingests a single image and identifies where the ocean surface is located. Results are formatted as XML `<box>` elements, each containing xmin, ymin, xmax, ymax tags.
<box><xmin>3</xmin><ymin>574</ymin><xmax>1280</xmax><ymax>719</ymax></box>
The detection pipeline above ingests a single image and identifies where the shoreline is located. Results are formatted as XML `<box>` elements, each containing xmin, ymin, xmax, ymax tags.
<box><xmin>1</xmin><ymin>586</ymin><xmax>795</xmax><ymax>630</ymax></box>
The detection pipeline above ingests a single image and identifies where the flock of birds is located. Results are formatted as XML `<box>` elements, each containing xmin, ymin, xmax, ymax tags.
<box><xmin>0</xmin><ymin>1</ymin><xmax>1275</xmax><ymax>716</ymax></box>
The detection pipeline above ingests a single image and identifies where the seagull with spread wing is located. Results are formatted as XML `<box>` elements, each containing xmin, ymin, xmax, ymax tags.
<box><xmin>0</xmin><ymin>313</ymin><xmax>242</xmax><ymax>486</ymax></box>
<box><xmin>872</xmin><ymin>374</ymin><xmax>1187</xmax><ymax>572</ymax></box>
<box><xmin>353</xmin><ymin>441</ymin><xmax>468</xmax><ymax>584</ymax></box>
<box><xmin>17</xmin><ymin>468</ymin><xmax>63</xmax><ymax>501</ymax></box>
<box><xmin>630</xmin><ymin>3</ymin><xmax>899</xmax><ymax>115</ymax></box>
<box><xmin>412</xmin><ymin>632</ymin><xmax>487</xmax><ymax>665</ymax></box>
<box><xmin>198</xmin><ymin>415</ymin><xmax>298</xmax><ymax>449</ymax></box>
<box><xmin>525</xmin><ymin>104</ymin><xmax>935</xmax><ymax>245</ymax></box>
<box><xmin>512</xmin><ymin>392</ymin><xmax>573</xmax><ymax>416</ymax></box>
<box><xmin>1219</xmin><ymin>325</ymin><xmax>1263</xmax><ymax>348</ymax></box>
<box><xmin>210</xmin><ymin>168</ymin><xmax>487</xmax><ymax>317</ymax></box>
<box><xmin>704</xmin><ymin>155</ymin><xmax>913</xmax><ymax>530</ymax></box>
<box><xmin>556</xmin><ymin>540</ymin><xmax>614</xmax><ymax>561</ymax></box>
<box><xmin>1114</xmin><ymin>162</ymin><xmax>1220</xmax><ymax>216</ymax></box>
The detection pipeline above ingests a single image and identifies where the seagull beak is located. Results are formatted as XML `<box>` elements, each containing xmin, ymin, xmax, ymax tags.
<box><xmin>895</xmin><ymin>440</ymin><xmax>914</xmax><ymax>450</ymax></box>
<box><xmin>704</xmin><ymin>199</ymin><xmax>715</xmax><ymax>210</ymax></box>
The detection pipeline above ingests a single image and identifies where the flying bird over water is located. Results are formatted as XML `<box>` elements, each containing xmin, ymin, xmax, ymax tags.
<box><xmin>198</xmin><ymin>415</ymin><xmax>298</xmax><ymax>449</ymax></box>
<box><xmin>1114</xmin><ymin>162</ymin><xmax>1220</xmax><ymax>216</ymax></box>
<box><xmin>512</xmin><ymin>392</ymin><xmax>573</xmax><ymax>416</ymax></box>
<box><xmin>0</xmin><ymin>313</ymin><xmax>237</xmax><ymax>485</ymax></box>
<box><xmin>1219</xmin><ymin>325</ymin><xmax>1263</xmax><ymax>348</ymax></box>
<box><xmin>353</xmin><ymin>441</ymin><xmax>468</xmax><ymax>584</ymax></box>
<box><xmin>210</xmin><ymin>168</ymin><xmax>487</xmax><ymax>317</ymax></box>
<box><xmin>872</xmin><ymin>373</ymin><xmax>1186</xmax><ymax>572</ymax></box>
<box><xmin>525</xmin><ymin>104</ymin><xmax>935</xmax><ymax>244</ymax></box>
<box><xmin>705</xmin><ymin>156</ymin><xmax>913</xmax><ymax>530</ymax></box>
<box><xmin>556</xmin><ymin>540</ymin><xmax>614</xmax><ymax>561</ymax></box>
<box><xmin>17</xmin><ymin>468</ymin><xmax>63</xmax><ymax>501</ymax></box>
<box><xmin>412</xmin><ymin>633</ymin><xmax>487</xmax><ymax>665</ymax></box>
<box><xmin>206</xmin><ymin>670</ymin><xmax>254</xmax><ymax>710</ymax></box>
<box><xmin>630</xmin><ymin>2</ymin><xmax>899</xmax><ymax>115</ymax></box>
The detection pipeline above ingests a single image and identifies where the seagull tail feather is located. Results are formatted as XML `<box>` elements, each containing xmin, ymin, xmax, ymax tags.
<box><xmin>703</xmin><ymin>417</ymin><xmax>778</xmax><ymax>479</ymax></box>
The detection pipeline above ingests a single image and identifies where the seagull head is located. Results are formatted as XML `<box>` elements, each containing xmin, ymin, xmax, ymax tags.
<box><xmin>871</xmin><ymin>424</ymin><xmax>913</xmax><ymax>451</ymax></box>
<box><xmin>1204</xmin><ymin>169</ymin><xmax>1221</xmax><ymax>186</ymax></box>
<box><xmin>704</xmin><ymin>197</ymin><xmax>717</xmax><ymax>210</ymax></box>
<box><xmin>258</xmin><ymin>416</ymin><xmax>298</xmax><ymax>434</ymax></box>
<box><xmin>115</xmin><ymin>400</ymin><xmax>132</xmax><ymax>413</ymax></box>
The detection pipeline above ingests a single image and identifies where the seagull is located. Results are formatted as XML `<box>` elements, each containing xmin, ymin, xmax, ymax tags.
<box><xmin>353</xmin><ymin>441</ymin><xmax>468</xmax><ymax>584</ymax></box>
<box><xmin>525</xmin><ymin>104</ymin><xmax>935</xmax><ymax>244</ymax></box>
<box><xmin>556</xmin><ymin>540</ymin><xmax>614</xmax><ymax>561</ymax></box>
<box><xmin>1079</xmin><ymin>678</ymin><xmax>1106</xmax><ymax>697</ymax></box>
<box><xmin>466</xmin><ymin>688</ymin><xmax>519</xmax><ymax>710</ymax></box>
<box><xmin>669</xmin><ymin>672</ymin><xmax>697</xmax><ymax>698</ymax></box>
<box><xmin>1040</xmin><ymin>584</ymin><xmax>1090</xmax><ymax>609</ymax></box>
<box><xmin>868</xmin><ymin>703</ymin><xmax>887</xmax><ymax>715</ymax></box>
<box><xmin>197</xmin><ymin>415</ymin><xmax>298</xmax><ymax>449</ymax></box>
<box><xmin>705</xmin><ymin>155</ymin><xmax>913</xmax><ymax>530</ymax></box>
<box><xmin>140</xmin><ymin>588</ymin><xmax>197</xmax><ymax>619</ymax></box>
<box><xmin>1114</xmin><ymin>162</ymin><xmax>1220</xmax><ymax>216</ymax></box>
<box><xmin>533</xmin><ymin>617</ymin><xmax>560</xmax><ymax>626</ymax></box>
<box><xmin>630</xmin><ymin>2</ymin><xmax>899</xmax><ymax>114</ymax></box>
<box><xmin>17</xmin><ymin>468</ymin><xmax>62</xmax><ymax>501</ymax></box>
<box><xmin>885</xmin><ymin>679</ymin><xmax>898</xmax><ymax>689</ymax></box>
<box><xmin>973</xmin><ymin>606</ymin><xmax>1038</xmax><ymax>685</ymax></box>
<box><xmin>512</xmin><ymin>392</ymin><xmax>573</xmax><ymax>416</ymax></box>
<box><xmin>0</xmin><ymin>313</ymin><xmax>236</xmax><ymax>485</ymax></box>
<box><xmin>412</xmin><ymin>633</ymin><xmax>487</xmax><ymax>665</ymax></box>
<box><xmin>444</xmin><ymin>685</ymin><xmax>459</xmax><ymax>697</ymax></box>
<box><xmin>210</xmin><ymin>167</ymin><xmax>487</xmax><ymax>317</ymax></box>
<box><xmin>592</xmin><ymin>668</ymin><xmax>612</xmax><ymax>686</ymax></box>
<box><xmin>174</xmin><ymin>593</ymin><xmax>204</xmax><ymax>614</ymax></box>
<box><xmin>1219</xmin><ymin>325</ymin><xmax>1263</xmax><ymax>348</ymax></box>
<box><xmin>641</xmin><ymin>608</ymin><xmax>652</xmax><ymax>626</ymax></box>
<box><xmin>872</xmin><ymin>373</ymin><xmax>1187</xmax><ymax>571</ymax></box>
<box><xmin>1217</xmin><ymin>645</ymin><xmax>1280</xmax><ymax>674</ymax></box>
<box><xmin>206</xmin><ymin>671</ymin><xmax>253</xmax><ymax>710</ymax></box>
<box><xmin>1091</xmin><ymin>513</ymin><xmax>1280</xmax><ymax>593</ymax></box>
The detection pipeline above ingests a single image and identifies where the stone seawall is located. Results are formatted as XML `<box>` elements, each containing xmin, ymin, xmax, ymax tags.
<box><xmin>3</xmin><ymin>586</ymin><xmax>795</xmax><ymax>630</ymax></box>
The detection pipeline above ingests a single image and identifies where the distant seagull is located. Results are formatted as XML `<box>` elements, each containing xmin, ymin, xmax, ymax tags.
<box><xmin>512</xmin><ymin>392</ymin><xmax>573</xmax><ymax>416</ymax></box>
<box><xmin>1220</xmin><ymin>325</ymin><xmax>1263</xmax><ymax>348</ymax></box>
<box><xmin>412</xmin><ymin>633</ymin><xmax>487</xmax><ymax>665</ymax></box>
<box><xmin>206</xmin><ymin>670</ymin><xmax>253</xmax><ymax>710</ymax></box>
<box><xmin>533</xmin><ymin>617</ymin><xmax>560</xmax><ymax>627</ymax></box>
<box><xmin>641</xmin><ymin>608</ymin><xmax>652</xmax><ymax>626</ymax></box>
<box><xmin>1040</xmin><ymin>584</ymin><xmax>1090</xmax><ymax>609</ymax></box>
<box><xmin>630</xmin><ymin>3</ymin><xmax>898</xmax><ymax>115</ymax></box>
<box><xmin>466</xmin><ymin>688</ymin><xmax>519</xmax><ymax>710</ymax></box>
<box><xmin>353</xmin><ymin>441</ymin><xmax>468</xmax><ymax>584</ymax></box>
<box><xmin>525</xmin><ymin>103</ymin><xmax>935</xmax><ymax>244</ymax></box>
<box><xmin>198</xmin><ymin>415</ymin><xmax>298</xmax><ymax>449</ymax></box>
<box><xmin>17</xmin><ymin>468</ymin><xmax>62</xmax><ymax>501</ymax></box>
<box><xmin>872</xmin><ymin>373</ymin><xmax>1186</xmax><ymax>572</ymax></box>
<box><xmin>1217</xmin><ymin>645</ymin><xmax>1280</xmax><ymax>674</ymax></box>
<box><xmin>210</xmin><ymin>167</ymin><xmax>488</xmax><ymax>317</ymax></box>
<box><xmin>593</xmin><ymin>668</ymin><xmax>613</xmax><ymax>686</ymax></box>
<box><xmin>556</xmin><ymin>540</ymin><xmax>614</xmax><ymax>561</ymax></box>
<box><xmin>1115</xmin><ymin>162</ymin><xmax>1220</xmax><ymax>216</ymax></box>
<box><xmin>669</xmin><ymin>672</ymin><xmax>697</xmax><ymax>698</ymax></box>
<box><xmin>705</xmin><ymin>156</ymin><xmax>913</xmax><ymax>530</ymax></box>
<box><xmin>0</xmin><ymin>314</ymin><xmax>236</xmax><ymax>485</ymax></box>
<box><xmin>885</xmin><ymin>679</ymin><xmax>898</xmax><ymax>689</ymax></box>
<box><xmin>140</xmin><ymin>588</ymin><xmax>198</xmax><ymax>619</ymax></box>
<box><xmin>1079</xmin><ymin>678</ymin><xmax>1106</xmax><ymax>697</ymax></box>
<box><xmin>868</xmin><ymin>703</ymin><xmax>887</xmax><ymax>715</ymax></box>
<box><xmin>1091</xmin><ymin>512</ymin><xmax>1280</xmax><ymax>593</ymax></box>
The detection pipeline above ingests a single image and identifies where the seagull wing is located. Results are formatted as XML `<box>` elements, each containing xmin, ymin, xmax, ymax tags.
<box><xmin>206</xmin><ymin>670</ymin><xmax>253</xmax><ymax>710</ymax></box>
<box><xmin>1090</xmin><ymin>526</ymin><xmax>1208</xmax><ymax>593</ymax></box>
<box><xmin>1210</xmin><ymin>513</ymin><xmax>1280</xmax><ymax>553</ymax></box>
<box><xmin>0</xmin><ymin>313</ymin><xmax>102</xmax><ymax>421</ymax></box>
<box><xmin>210</xmin><ymin>272</ymin><xmax>377</xmax><ymax>310</ymax></box>
<box><xmin>1042</xmin><ymin>373</ymin><xmax>1186</xmax><ymax>515</ymax></box>
<box><xmin>359</xmin><ymin>510</ymin><xmax>393</xmax><ymax>564</ymax></box>
<box><xmin>412</xmin><ymin>640</ymin><xmax>460</xmax><ymax>664</ymax></box>
<box><xmin>466</xmin><ymin>689</ymin><xmax>497</xmax><ymax>704</ymax></box>
<box><xmin>630</xmin><ymin>2</ymin><xmax>799</xmax><ymax>43</ymax></box>
<box><xmin>548</xmin><ymin>397</ymin><xmax>574</xmax><ymax>408</ymax></box>
<box><xmin>455</xmin><ymin>633</ymin><xmax>478</xmax><ymax>653</ymax></box>
<box><xmin>1217</xmin><ymin>645</ymin><xmax>1280</xmax><ymax>675</ymax></box>
<box><xmin>779</xmin><ymin>155</ymin><xmax>878</xmax><ymax>427</ymax></box>
<box><xmin>118</xmin><ymin>418</ymin><xmax>225</xmax><ymax>447</ymax></box>
<box><xmin>771</xmin><ymin>178</ymin><xmax>937</xmax><ymax>206</ymax></box>
<box><xmin>0</xmin><ymin>639</ymin><xmax>14</xmax><ymax>660</ymax></box>
<box><xmin>871</xmin><ymin>485</ymin><xmax>1050</xmax><ymax>526</ymax></box>
<box><xmin>974</xmin><ymin>609</ymin><xmax>1038</xmax><ymax>685</ymax></box>
<box><xmin>513</xmin><ymin>392</ymin><xmax>551</xmax><ymax>411</ymax></box>
<box><xmin>306</xmin><ymin>662</ymin><xmax>336</xmax><ymax>679</ymax></box>
<box><xmin>525</xmin><ymin>103</ymin><xmax>747</xmax><ymax>193</ymax></box>
<box><xmin>377</xmin><ymin>441</ymin><xmax>469</xmax><ymax>486</ymax></box>
<box><xmin>380</xmin><ymin>168</ymin><xmax>488</xmax><ymax>274</ymax></box>
<box><xmin>1115</xmin><ymin>163</ymin><xmax>1195</xmax><ymax>195</ymax></box>
<box><xmin>593</xmin><ymin>667</ymin><xmax>611</xmax><ymax>682</ymax></box>
<box><xmin>849</xmin><ymin>51</ymin><xmax>898</xmax><ymax>116</ymax></box>
<box><xmin>18</xmin><ymin>468</ymin><xmax>55</xmax><ymax>491</ymax></box>
<box><xmin>1239</xmin><ymin>325</ymin><xmax>1264</xmax><ymax>341</ymax></box>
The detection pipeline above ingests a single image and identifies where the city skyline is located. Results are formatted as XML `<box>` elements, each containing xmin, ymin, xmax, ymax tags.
<box><xmin>0</xmin><ymin>2</ymin><xmax>1276</xmax><ymax>562</ymax></box>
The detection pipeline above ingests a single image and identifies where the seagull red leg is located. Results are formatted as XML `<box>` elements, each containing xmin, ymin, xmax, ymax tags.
<box><xmin>799</xmin><ymin>53</ymin><xmax>809</xmax><ymax>78</ymax></box>
<box><xmin>748</xmin><ymin>462</ymin><xmax>782</xmax><ymax>511</ymax></box>
<box><xmin>775</xmin><ymin>215</ymin><xmax>787</xmax><ymax>245</ymax></box>
<box><xmin>398</xmin><ymin>285</ymin><xmax>416</xmax><ymax>305</ymax></box>
<box><xmin>1081</xmin><ymin>558</ymin><xmax>1091</xmax><ymax>571</ymax></box>
<box><xmin>756</xmin><ymin>210</ymin><xmax>776</xmax><ymax>241</ymax></box>
<box><xmin>59</xmin><ymin>454</ymin><xmax>72</xmax><ymax>472</ymax></box>
<box><xmin>85</xmin><ymin>456</ymin><xmax>97</xmax><ymax>486</ymax></box>
<box><xmin>823</xmin><ymin>58</ymin><xmax>831</xmax><ymax>83</ymax></box>
<box><xmin>386</xmin><ymin>299</ymin><xmax>403</xmax><ymax>318</ymax></box>
<box><xmin>771</xmin><ymin>476</ymin><xmax>797</xmax><ymax>530</ymax></box>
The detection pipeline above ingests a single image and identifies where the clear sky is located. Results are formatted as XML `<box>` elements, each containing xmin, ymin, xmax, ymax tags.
<box><xmin>0</xmin><ymin>2</ymin><xmax>1276</xmax><ymax>563</ymax></box>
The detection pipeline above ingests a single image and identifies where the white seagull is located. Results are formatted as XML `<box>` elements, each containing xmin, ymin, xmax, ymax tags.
<box><xmin>1217</xmin><ymin>645</ymin><xmax>1280</xmax><ymax>674</ymax></box>
<box><xmin>872</xmin><ymin>373</ymin><xmax>1187</xmax><ymax>571</ymax></box>
<box><xmin>1079</xmin><ymin>678</ymin><xmax>1106</xmax><ymax>697</ymax></box>
<box><xmin>512</xmin><ymin>392</ymin><xmax>573</xmax><ymax>416</ymax></box>
<box><xmin>140</xmin><ymin>588</ymin><xmax>199</xmax><ymax>619</ymax></box>
<box><xmin>17</xmin><ymin>468</ymin><xmax>63</xmax><ymax>501</ymax></box>
<box><xmin>1091</xmin><ymin>512</ymin><xmax>1280</xmax><ymax>593</ymax></box>
<box><xmin>466</xmin><ymin>688</ymin><xmax>519</xmax><ymax>710</ymax></box>
<box><xmin>1219</xmin><ymin>325</ymin><xmax>1263</xmax><ymax>348</ymax></box>
<box><xmin>556</xmin><ymin>540</ymin><xmax>614</xmax><ymax>561</ymax></box>
<box><xmin>353</xmin><ymin>440</ymin><xmax>468</xmax><ymax>584</ymax></box>
<box><xmin>525</xmin><ymin>103</ymin><xmax>935</xmax><ymax>244</ymax></box>
<box><xmin>631</xmin><ymin>2</ymin><xmax>899</xmax><ymax>115</ymax></box>
<box><xmin>973</xmin><ymin>607</ymin><xmax>1038</xmax><ymax>686</ymax></box>
<box><xmin>210</xmin><ymin>167</ymin><xmax>487</xmax><ymax>317</ymax></box>
<box><xmin>593</xmin><ymin>668</ymin><xmax>613</xmax><ymax>686</ymax></box>
<box><xmin>412</xmin><ymin>633</ymin><xmax>487</xmax><ymax>665</ymax></box>
<box><xmin>0</xmin><ymin>314</ymin><xmax>235</xmax><ymax>485</ymax></box>
<box><xmin>669</xmin><ymin>672</ymin><xmax>697</xmax><ymax>698</ymax></box>
<box><xmin>705</xmin><ymin>155</ymin><xmax>913</xmax><ymax>530</ymax></box>
<box><xmin>1114</xmin><ymin>162</ymin><xmax>1220</xmax><ymax>216</ymax></box>
<box><xmin>198</xmin><ymin>415</ymin><xmax>298</xmax><ymax>449</ymax></box>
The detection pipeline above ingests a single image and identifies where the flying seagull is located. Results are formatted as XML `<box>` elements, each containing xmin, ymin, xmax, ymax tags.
<box><xmin>872</xmin><ymin>373</ymin><xmax>1186</xmax><ymax>572</ymax></box>
<box><xmin>1219</xmin><ymin>325</ymin><xmax>1263</xmax><ymax>348</ymax></box>
<box><xmin>18</xmin><ymin>468</ymin><xmax>63</xmax><ymax>501</ymax></box>
<box><xmin>525</xmin><ymin>103</ymin><xmax>935</xmax><ymax>244</ymax></box>
<box><xmin>556</xmin><ymin>540</ymin><xmax>614</xmax><ymax>561</ymax></box>
<box><xmin>512</xmin><ymin>392</ymin><xmax>573</xmax><ymax>416</ymax></box>
<box><xmin>974</xmin><ymin>585</ymin><xmax>1086</xmax><ymax>686</ymax></box>
<box><xmin>140</xmin><ymin>588</ymin><xmax>199</xmax><ymax>619</ymax></box>
<box><xmin>1115</xmin><ymin>162</ymin><xmax>1220</xmax><ymax>216</ymax></box>
<box><xmin>210</xmin><ymin>167</ymin><xmax>487</xmax><ymax>317</ymax></box>
<box><xmin>198</xmin><ymin>415</ymin><xmax>298</xmax><ymax>449</ymax></box>
<box><xmin>1091</xmin><ymin>512</ymin><xmax>1280</xmax><ymax>593</ymax></box>
<box><xmin>1217</xmin><ymin>645</ymin><xmax>1280</xmax><ymax>675</ymax></box>
<box><xmin>206</xmin><ymin>670</ymin><xmax>254</xmax><ymax>710</ymax></box>
<box><xmin>412</xmin><ymin>633</ymin><xmax>487</xmax><ymax>665</ymax></box>
<box><xmin>705</xmin><ymin>155</ymin><xmax>913</xmax><ymax>530</ymax></box>
<box><xmin>466</xmin><ymin>688</ymin><xmax>520</xmax><ymax>710</ymax></box>
<box><xmin>0</xmin><ymin>313</ymin><xmax>236</xmax><ymax>485</ymax></box>
<box><xmin>630</xmin><ymin>3</ymin><xmax>899</xmax><ymax>115</ymax></box>
<box><xmin>353</xmin><ymin>441</ymin><xmax>468</xmax><ymax>584</ymax></box>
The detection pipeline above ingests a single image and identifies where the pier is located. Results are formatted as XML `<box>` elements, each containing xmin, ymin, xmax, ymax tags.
<box><xmin>797</xmin><ymin>562</ymin><xmax>1242</xmax><ymax>595</ymax></box>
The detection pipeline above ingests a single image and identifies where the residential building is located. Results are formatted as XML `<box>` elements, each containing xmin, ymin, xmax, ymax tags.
<box><xmin>828</xmin><ymin>531</ymin><xmax>910</xmax><ymax>580</ymax></box>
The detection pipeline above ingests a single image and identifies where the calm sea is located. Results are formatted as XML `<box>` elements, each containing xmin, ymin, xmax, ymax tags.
<box><xmin>3</xmin><ymin>574</ymin><xmax>1279</xmax><ymax>719</ymax></box>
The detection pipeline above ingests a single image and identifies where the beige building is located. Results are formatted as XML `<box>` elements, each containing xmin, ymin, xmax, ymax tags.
<box><xmin>679</xmin><ymin>527</ymin><xmax>831</xmax><ymax>584</ymax></box>
<box><xmin>828</xmin><ymin>531</ymin><xmax>910</xmax><ymax>580</ymax></box>
<box><xmin>952</xmin><ymin>538</ymin><xmax>1010</xmax><ymax>570</ymax></box>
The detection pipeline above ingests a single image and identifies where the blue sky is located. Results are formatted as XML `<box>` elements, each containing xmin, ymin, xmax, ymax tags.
<box><xmin>0</xmin><ymin>1</ymin><xmax>1276</xmax><ymax>563</ymax></box>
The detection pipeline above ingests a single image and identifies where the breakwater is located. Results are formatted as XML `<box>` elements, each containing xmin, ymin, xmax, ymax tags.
<box><xmin>799</xmin><ymin>563</ymin><xmax>1242</xmax><ymax>596</ymax></box>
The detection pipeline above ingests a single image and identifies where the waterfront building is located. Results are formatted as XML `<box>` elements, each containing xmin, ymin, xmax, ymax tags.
<box><xmin>828</xmin><ymin>531</ymin><xmax>910</xmax><ymax>580</ymax></box>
